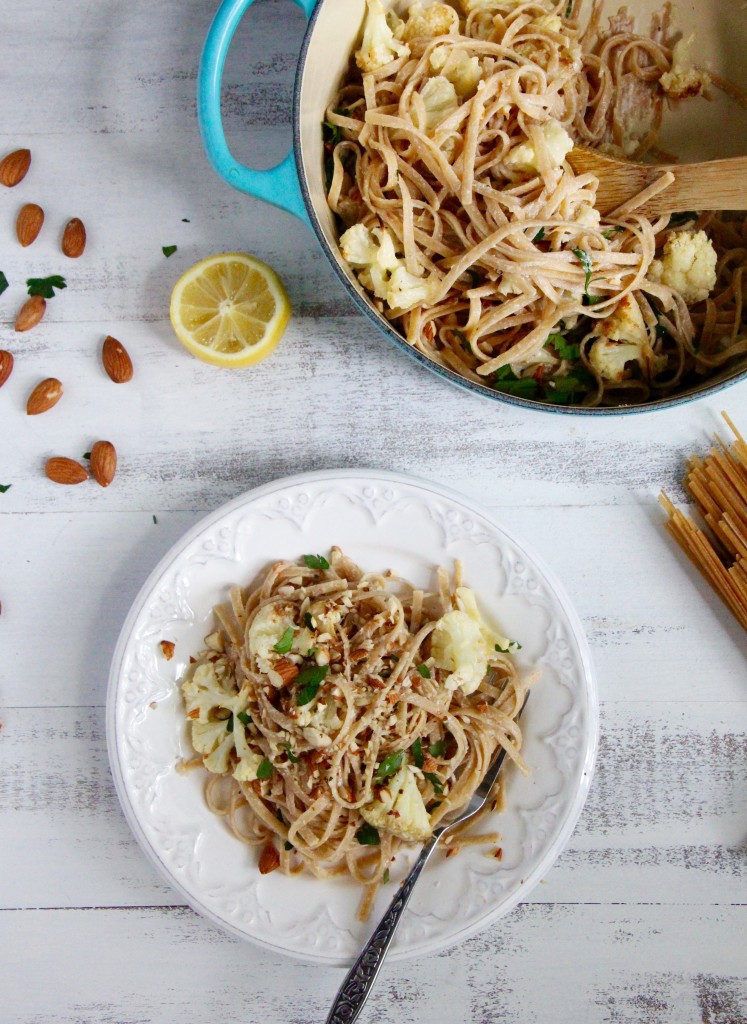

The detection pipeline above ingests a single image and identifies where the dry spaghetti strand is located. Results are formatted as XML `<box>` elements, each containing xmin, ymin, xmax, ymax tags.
<box><xmin>659</xmin><ymin>412</ymin><xmax>747</xmax><ymax>631</ymax></box>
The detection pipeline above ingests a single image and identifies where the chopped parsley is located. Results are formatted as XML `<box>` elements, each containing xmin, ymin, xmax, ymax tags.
<box><xmin>303</xmin><ymin>554</ymin><xmax>330</xmax><ymax>571</ymax></box>
<box><xmin>26</xmin><ymin>275</ymin><xmax>66</xmax><ymax>299</ymax></box>
<box><xmin>162</xmin><ymin>245</ymin><xmax>177</xmax><ymax>258</ymax></box>
<box><xmin>237</xmin><ymin>711</ymin><xmax>252</xmax><ymax>726</ymax></box>
<box><xmin>0</xmin><ymin>484</ymin><xmax>12</xmax><ymax>494</ymax></box>
<box><xmin>280</xmin><ymin>743</ymin><xmax>299</xmax><ymax>764</ymax></box>
<box><xmin>296</xmin><ymin>664</ymin><xmax>328</xmax><ymax>705</ymax></box>
<box><xmin>284</xmin><ymin>840</ymin><xmax>293</xmax><ymax>851</ymax></box>
<box><xmin>226</xmin><ymin>713</ymin><xmax>234</xmax><ymax>733</ymax></box>
<box><xmin>489</xmin><ymin>365</ymin><xmax>539</xmax><ymax>400</ymax></box>
<box><xmin>273</xmin><ymin>626</ymin><xmax>294</xmax><ymax>655</ymax></box>
<box><xmin>495</xmin><ymin>640</ymin><xmax>522</xmax><ymax>653</ymax></box>
<box><xmin>83</xmin><ymin>452</ymin><xmax>92</xmax><ymax>460</ymax></box>
<box><xmin>416</xmin><ymin>662</ymin><xmax>431</xmax><ymax>679</ymax></box>
<box><xmin>603</xmin><ymin>226</ymin><xmax>625</xmax><ymax>240</ymax></box>
<box><xmin>454</xmin><ymin>328</ymin><xmax>471</xmax><ymax>351</ymax></box>
<box><xmin>544</xmin><ymin>371</ymin><xmax>594</xmax><ymax>405</ymax></box>
<box><xmin>411</xmin><ymin>738</ymin><xmax>424</xmax><ymax>768</ymax></box>
<box><xmin>374</xmin><ymin>750</ymin><xmax>405</xmax><ymax>782</ymax></box>
<box><xmin>572</xmin><ymin>248</ymin><xmax>603</xmax><ymax>305</ymax></box>
<box><xmin>545</xmin><ymin>332</ymin><xmax>580</xmax><ymax>361</ymax></box>
<box><xmin>256</xmin><ymin>758</ymin><xmax>273</xmax><ymax>780</ymax></box>
<box><xmin>424</xmin><ymin>772</ymin><xmax>444</xmax><ymax>795</ymax></box>
<box><xmin>355</xmin><ymin>823</ymin><xmax>381</xmax><ymax>846</ymax></box>
<box><xmin>383</xmin><ymin>868</ymin><xmax>390</xmax><ymax>883</ymax></box>
<box><xmin>428</xmin><ymin>740</ymin><xmax>445</xmax><ymax>758</ymax></box>
<box><xmin>0</xmin><ymin>271</ymin><xmax>8</xmax><ymax>295</ymax></box>
<box><xmin>322</xmin><ymin>120</ymin><xmax>343</xmax><ymax>146</ymax></box>
<box><xmin>152</xmin><ymin>514</ymin><xmax>158</xmax><ymax>525</ymax></box>
<box><xmin>533</xmin><ymin>227</ymin><xmax>545</xmax><ymax>242</ymax></box>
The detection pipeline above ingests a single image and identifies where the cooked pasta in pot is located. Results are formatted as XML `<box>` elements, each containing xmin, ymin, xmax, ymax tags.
<box><xmin>323</xmin><ymin>0</ymin><xmax>747</xmax><ymax>406</ymax></box>
<box><xmin>180</xmin><ymin>547</ymin><xmax>527</xmax><ymax>919</ymax></box>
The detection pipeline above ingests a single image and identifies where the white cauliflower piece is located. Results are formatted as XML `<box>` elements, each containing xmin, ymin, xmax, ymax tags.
<box><xmin>402</xmin><ymin>2</ymin><xmax>458</xmax><ymax>42</ymax></box>
<box><xmin>356</xmin><ymin>0</ymin><xmax>411</xmax><ymax>73</ymax></box>
<box><xmin>431</xmin><ymin>587</ymin><xmax>516</xmax><ymax>695</ymax></box>
<box><xmin>598</xmin><ymin>293</ymin><xmax>648</xmax><ymax>348</ymax></box>
<box><xmin>660</xmin><ymin>36</ymin><xmax>711</xmax><ymax>100</ymax></box>
<box><xmin>419</xmin><ymin>75</ymin><xmax>459</xmax><ymax>131</ymax></box>
<box><xmin>182</xmin><ymin>661</ymin><xmax>239</xmax><ymax>724</ymax></box>
<box><xmin>360</xmin><ymin>764</ymin><xmax>432</xmax><ymax>842</ymax></box>
<box><xmin>429</xmin><ymin>44</ymin><xmax>482</xmax><ymax>97</ymax></box>
<box><xmin>575</xmin><ymin>204</ymin><xmax>600</xmax><ymax>229</ymax></box>
<box><xmin>247</xmin><ymin>603</ymin><xmax>297</xmax><ymax>673</ymax></box>
<box><xmin>295</xmin><ymin>698</ymin><xmax>342</xmax><ymax>748</ymax></box>
<box><xmin>588</xmin><ymin>339</ymin><xmax>644</xmax><ymax>383</ymax></box>
<box><xmin>340</xmin><ymin>223</ymin><xmax>401</xmax><ymax>301</ymax></box>
<box><xmin>649</xmin><ymin>230</ymin><xmax>717</xmax><ymax>304</ymax></box>
<box><xmin>232</xmin><ymin>748</ymin><xmax>265</xmax><ymax>783</ymax></box>
<box><xmin>191</xmin><ymin>719</ymin><xmax>236</xmax><ymax>775</ymax></box>
<box><xmin>386</xmin><ymin>266</ymin><xmax>438</xmax><ymax>310</ymax></box>
<box><xmin>505</xmin><ymin>120</ymin><xmax>574</xmax><ymax>173</ymax></box>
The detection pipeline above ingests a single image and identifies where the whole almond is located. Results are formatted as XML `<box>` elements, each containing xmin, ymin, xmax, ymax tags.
<box><xmin>16</xmin><ymin>203</ymin><xmax>44</xmax><ymax>246</ymax></box>
<box><xmin>45</xmin><ymin>457</ymin><xmax>88</xmax><ymax>485</ymax></box>
<box><xmin>90</xmin><ymin>440</ymin><xmax>117</xmax><ymax>487</ymax></box>
<box><xmin>15</xmin><ymin>294</ymin><xmax>46</xmax><ymax>332</ymax></box>
<box><xmin>0</xmin><ymin>351</ymin><xmax>13</xmax><ymax>388</ymax></box>
<box><xmin>61</xmin><ymin>217</ymin><xmax>86</xmax><ymax>258</ymax></box>
<box><xmin>102</xmin><ymin>335</ymin><xmax>134</xmax><ymax>383</ymax></box>
<box><xmin>27</xmin><ymin>377</ymin><xmax>63</xmax><ymax>415</ymax></box>
<box><xmin>0</xmin><ymin>148</ymin><xmax>31</xmax><ymax>187</ymax></box>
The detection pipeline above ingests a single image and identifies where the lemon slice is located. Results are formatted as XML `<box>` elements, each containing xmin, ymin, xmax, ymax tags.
<box><xmin>169</xmin><ymin>252</ymin><xmax>291</xmax><ymax>367</ymax></box>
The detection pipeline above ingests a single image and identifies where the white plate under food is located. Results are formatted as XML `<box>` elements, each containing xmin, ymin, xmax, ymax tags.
<box><xmin>106</xmin><ymin>469</ymin><xmax>597</xmax><ymax>965</ymax></box>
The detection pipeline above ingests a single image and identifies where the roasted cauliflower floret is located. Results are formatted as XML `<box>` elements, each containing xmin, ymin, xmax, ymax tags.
<box><xmin>356</xmin><ymin>0</ymin><xmax>410</xmax><ymax>73</ymax></box>
<box><xmin>401</xmin><ymin>2</ymin><xmax>458</xmax><ymax>42</ymax></box>
<box><xmin>360</xmin><ymin>764</ymin><xmax>432</xmax><ymax>842</ymax></box>
<box><xmin>295</xmin><ymin>697</ymin><xmax>342</xmax><ymax>749</ymax></box>
<box><xmin>191</xmin><ymin>719</ymin><xmax>236</xmax><ymax>775</ymax></box>
<box><xmin>182</xmin><ymin>661</ymin><xmax>238</xmax><ymax>723</ymax></box>
<box><xmin>431</xmin><ymin>587</ymin><xmax>516</xmax><ymax>695</ymax></box>
<box><xmin>588</xmin><ymin>294</ymin><xmax>666</xmax><ymax>382</ymax></box>
<box><xmin>419</xmin><ymin>75</ymin><xmax>459</xmax><ymax>131</ymax></box>
<box><xmin>588</xmin><ymin>339</ymin><xmax>645</xmax><ymax>383</ymax></box>
<box><xmin>387</xmin><ymin>266</ymin><xmax>438</xmax><ymax>310</ymax></box>
<box><xmin>247</xmin><ymin>603</ymin><xmax>297</xmax><ymax>673</ymax></box>
<box><xmin>429</xmin><ymin>44</ymin><xmax>482</xmax><ymax>97</ymax></box>
<box><xmin>659</xmin><ymin>36</ymin><xmax>711</xmax><ymax>101</ymax></box>
<box><xmin>648</xmin><ymin>229</ymin><xmax>717</xmax><ymax>304</ymax></box>
<box><xmin>505</xmin><ymin>119</ymin><xmax>574</xmax><ymax>173</ymax></box>
<box><xmin>340</xmin><ymin>223</ymin><xmax>401</xmax><ymax>301</ymax></box>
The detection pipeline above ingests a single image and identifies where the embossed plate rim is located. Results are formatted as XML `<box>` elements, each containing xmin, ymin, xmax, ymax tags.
<box><xmin>106</xmin><ymin>468</ymin><xmax>598</xmax><ymax>965</ymax></box>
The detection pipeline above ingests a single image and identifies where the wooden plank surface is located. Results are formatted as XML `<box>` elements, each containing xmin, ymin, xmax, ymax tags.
<box><xmin>1</xmin><ymin>0</ymin><xmax>746</xmax><ymax>1021</ymax></box>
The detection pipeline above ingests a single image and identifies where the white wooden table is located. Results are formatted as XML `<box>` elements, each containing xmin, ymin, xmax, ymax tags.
<box><xmin>2</xmin><ymin>1</ymin><xmax>746</xmax><ymax>1021</ymax></box>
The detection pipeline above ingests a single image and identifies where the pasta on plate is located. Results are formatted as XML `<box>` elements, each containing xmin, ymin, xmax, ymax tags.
<box><xmin>180</xmin><ymin>547</ymin><xmax>527</xmax><ymax>919</ymax></box>
<box><xmin>323</xmin><ymin>0</ymin><xmax>747</xmax><ymax>406</ymax></box>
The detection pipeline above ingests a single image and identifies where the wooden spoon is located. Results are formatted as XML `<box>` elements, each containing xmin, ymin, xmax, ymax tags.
<box><xmin>567</xmin><ymin>146</ymin><xmax>747</xmax><ymax>216</ymax></box>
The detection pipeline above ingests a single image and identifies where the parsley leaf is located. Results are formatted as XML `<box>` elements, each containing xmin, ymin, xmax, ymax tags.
<box><xmin>374</xmin><ymin>750</ymin><xmax>405</xmax><ymax>782</ymax></box>
<box><xmin>411</xmin><ymin>737</ymin><xmax>424</xmax><ymax>768</ymax></box>
<box><xmin>280</xmin><ymin>743</ymin><xmax>299</xmax><ymax>764</ymax></box>
<box><xmin>26</xmin><ymin>275</ymin><xmax>66</xmax><ymax>299</ymax></box>
<box><xmin>304</xmin><ymin>611</ymin><xmax>315</xmax><ymax>630</ymax></box>
<box><xmin>83</xmin><ymin>452</ymin><xmax>92</xmax><ymax>460</ymax></box>
<box><xmin>533</xmin><ymin>227</ymin><xmax>545</xmax><ymax>242</ymax></box>
<box><xmin>162</xmin><ymin>245</ymin><xmax>177</xmax><ymax>258</ymax></box>
<box><xmin>602</xmin><ymin>226</ymin><xmax>624</xmax><ymax>240</ymax></box>
<box><xmin>355</xmin><ymin>823</ymin><xmax>381</xmax><ymax>846</ymax></box>
<box><xmin>416</xmin><ymin>662</ymin><xmax>431</xmax><ymax>679</ymax></box>
<box><xmin>284</xmin><ymin>841</ymin><xmax>294</xmax><ymax>851</ymax></box>
<box><xmin>428</xmin><ymin>740</ymin><xmax>445</xmax><ymax>758</ymax></box>
<box><xmin>256</xmin><ymin>758</ymin><xmax>273</xmax><ymax>780</ymax></box>
<box><xmin>226</xmin><ymin>714</ymin><xmax>234</xmax><ymax>733</ymax></box>
<box><xmin>152</xmin><ymin>514</ymin><xmax>158</xmax><ymax>525</ymax></box>
<box><xmin>296</xmin><ymin>665</ymin><xmax>328</xmax><ymax>705</ymax></box>
<box><xmin>383</xmin><ymin>868</ymin><xmax>390</xmax><ymax>883</ymax></box>
<box><xmin>273</xmin><ymin>626</ymin><xmax>294</xmax><ymax>655</ymax></box>
<box><xmin>322</xmin><ymin>120</ymin><xmax>343</xmax><ymax>146</ymax></box>
<box><xmin>543</xmin><ymin>371</ymin><xmax>594</xmax><ymax>405</ymax></box>
<box><xmin>489</xmin><ymin>365</ymin><xmax>539</xmax><ymax>400</ymax></box>
<box><xmin>304</xmin><ymin>554</ymin><xmax>330</xmax><ymax>571</ymax></box>
<box><xmin>0</xmin><ymin>271</ymin><xmax>8</xmax><ymax>295</ymax></box>
<box><xmin>545</xmin><ymin>332</ymin><xmax>580</xmax><ymax>361</ymax></box>
<box><xmin>0</xmin><ymin>484</ymin><xmax>12</xmax><ymax>494</ymax></box>
<box><xmin>237</xmin><ymin>711</ymin><xmax>252</xmax><ymax>726</ymax></box>
<box><xmin>424</xmin><ymin>772</ymin><xmax>444</xmax><ymax>795</ymax></box>
<box><xmin>495</xmin><ymin>640</ymin><xmax>522</xmax><ymax>653</ymax></box>
<box><xmin>572</xmin><ymin>248</ymin><xmax>604</xmax><ymax>306</ymax></box>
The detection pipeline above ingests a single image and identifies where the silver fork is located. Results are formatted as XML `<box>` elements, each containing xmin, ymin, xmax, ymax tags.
<box><xmin>324</xmin><ymin>692</ymin><xmax>529</xmax><ymax>1024</ymax></box>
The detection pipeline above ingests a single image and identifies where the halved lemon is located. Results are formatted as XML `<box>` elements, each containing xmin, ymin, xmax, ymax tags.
<box><xmin>169</xmin><ymin>252</ymin><xmax>291</xmax><ymax>367</ymax></box>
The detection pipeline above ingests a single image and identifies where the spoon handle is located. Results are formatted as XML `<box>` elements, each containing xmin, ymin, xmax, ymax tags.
<box><xmin>325</xmin><ymin>833</ymin><xmax>440</xmax><ymax>1024</ymax></box>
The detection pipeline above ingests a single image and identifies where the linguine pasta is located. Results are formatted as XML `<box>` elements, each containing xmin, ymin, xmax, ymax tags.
<box><xmin>323</xmin><ymin>0</ymin><xmax>747</xmax><ymax>406</ymax></box>
<box><xmin>180</xmin><ymin>547</ymin><xmax>527</xmax><ymax>918</ymax></box>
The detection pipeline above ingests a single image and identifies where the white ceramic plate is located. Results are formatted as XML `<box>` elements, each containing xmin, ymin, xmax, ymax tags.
<box><xmin>107</xmin><ymin>469</ymin><xmax>597</xmax><ymax>965</ymax></box>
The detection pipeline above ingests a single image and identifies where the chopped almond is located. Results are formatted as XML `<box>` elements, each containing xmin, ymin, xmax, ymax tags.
<box><xmin>258</xmin><ymin>842</ymin><xmax>281</xmax><ymax>874</ymax></box>
<box><xmin>160</xmin><ymin>640</ymin><xmax>175</xmax><ymax>660</ymax></box>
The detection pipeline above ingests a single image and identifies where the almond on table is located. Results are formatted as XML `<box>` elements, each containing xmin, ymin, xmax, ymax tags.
<box><xmin>0</xmin><ymin>351</ymin><xmax>13</xmax><ymax>388</ymax></box>
<box><xmin>15</xmin><ymin>295</ymin><xmax>46</xmax><ymax>332</ymax></box>
<box><xmin>45</xmin><ymin>457</ymin><xmax>88</xmax><ymax>485</ymax></box>
<box><xmin>102</xmin><ymin>335</ymin><xmax>134</xmax><ymax>383</ymax></box>
<box><xmin>26</xmin><ymin>378</ymin><xmax>63</xmax><ymax>415</ymax></box>
<box><xmin>0</xmin><ymin>148</ymin><xmax>31</xmax><ymax>187</ymax></box>
<box><xmin>61</xmin><ymin>217</ymin><xmax>86</xmax><ymax>258</ymax></box>
<box><xmin>90</xmin><ymin>440</ymin><xmax>117</xmax><ymax>488</ymax></box>
<box><xmin>16</xmin><ymin>203</ymin><xmax>44</xmax><ymax>247</ymax></box>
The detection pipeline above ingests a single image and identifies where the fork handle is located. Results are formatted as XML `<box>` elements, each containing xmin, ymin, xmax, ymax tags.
<box><xmin>325</xmin><ymin>833</ymin><xmax>441</xmax><ymax>1024</ymax></box>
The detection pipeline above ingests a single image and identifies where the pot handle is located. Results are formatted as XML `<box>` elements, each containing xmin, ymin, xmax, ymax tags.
<box><xmin>198</xmin><ymin>0</ymin><xmax>317</xmax><ymax>224</ymax></box>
